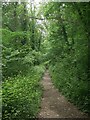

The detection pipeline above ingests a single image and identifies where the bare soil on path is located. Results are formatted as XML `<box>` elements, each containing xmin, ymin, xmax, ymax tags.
<box><xmin>38</xmin><ymin>70</ymin><xmax>88</xmax><ymax>118</ymax></box>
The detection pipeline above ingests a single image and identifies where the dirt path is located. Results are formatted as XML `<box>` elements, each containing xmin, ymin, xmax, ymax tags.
<box><xmin>38</xmin><ymin>70</ymin><xmax>88</xmax><ymax>118</ymax></box>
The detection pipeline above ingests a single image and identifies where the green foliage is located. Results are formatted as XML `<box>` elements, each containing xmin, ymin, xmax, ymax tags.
<box><xmin>42</xmin><ymin>2</ymin><xmax>89</xmax><ymax>113</ymax></box>
<box><xmin>49</xmin><ymin>63</ymin><xmax>89</xmax><ymax>113</ymax></box>
<box><xmin>2</xmin><ymin>2</ymin><xmax>45</xmax><ymax>119</ymax></box>
<box><xmin>2</xmin><ymin>1</ymin><xmax>44</xmax><ymax>79</ymax></box>
<box><xmin>2</xmin><ymin>65</ymin><xmax>45</xmax><ymax>120</ymax></box>
<box><xmin>2</xmin><ymin>28</ymin><xmax>31</xmax><ymax>47</ymax></box>
<box><xmin>2</xmin><ymin>1</ymin><xmax>89</xmax><ymax>118</ymax></box>
<box><xmin>2</xmin><ymin>29</ymin><xmax>12</xmax><ymax>45</ymax></box>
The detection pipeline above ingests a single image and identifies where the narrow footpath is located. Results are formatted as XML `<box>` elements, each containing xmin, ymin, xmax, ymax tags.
<box><xmin>38</xmin><ymin>70</ymin><xmax>88</xmax><ymax>118</ymax></box>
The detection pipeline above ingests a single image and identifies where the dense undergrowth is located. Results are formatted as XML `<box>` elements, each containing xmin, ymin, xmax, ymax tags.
<box><xmin>49</xmin><ymin>64</ymin><xmax>89</xmax><ymax>113</ymax></box>
<box><xmin>2</xmin><ymin>65</ymin><xmax>45</xmax><ymax>120</ymax></box>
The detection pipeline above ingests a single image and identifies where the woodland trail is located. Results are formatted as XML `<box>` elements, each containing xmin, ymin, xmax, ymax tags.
<box><xmin>38</xmin><ymin>70</ymin><xmax>88</xmax><ymax>118</ymax></box>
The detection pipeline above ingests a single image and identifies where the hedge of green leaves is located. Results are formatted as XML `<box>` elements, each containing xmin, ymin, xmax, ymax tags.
<box><xmin>2</xmin><ymin>65</ymin><xmax>45</xmax><ymax>120</ymax></box>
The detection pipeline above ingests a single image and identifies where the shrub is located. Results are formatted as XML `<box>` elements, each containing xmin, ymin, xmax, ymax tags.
<box><xmin>2</xmin><ymin>65</ymin><xmax>45</xmax><ymax>120</ymax></box>
<box><xmin>49</xmin><ymin>61</ymin><xmax>89</xmax><ymax>113</ymax></box>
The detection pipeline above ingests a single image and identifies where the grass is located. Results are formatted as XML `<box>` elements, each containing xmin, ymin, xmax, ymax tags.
<box><xmin>2</xmin><ymin>65</ymin><xmax>45</xmax><ymax>120</ymax></box>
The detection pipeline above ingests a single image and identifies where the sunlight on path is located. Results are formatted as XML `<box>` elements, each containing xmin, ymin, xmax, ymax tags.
<box><xmin>38</xmin><ymin>71</ymin><xmax>88</xmax><ymax>118</ymax></box>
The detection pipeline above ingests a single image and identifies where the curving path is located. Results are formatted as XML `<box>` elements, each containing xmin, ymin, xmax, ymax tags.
<box><xmin>38</xmin><ymin>70</ymin><xmax>88</xmax><ymax>118</ymax></box>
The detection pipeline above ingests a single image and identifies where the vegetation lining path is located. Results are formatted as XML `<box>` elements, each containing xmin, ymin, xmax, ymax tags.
<box><xmin>38</xmin><ymin>71</ymin><xmax>87</xmax><ymax>118</ymax></box>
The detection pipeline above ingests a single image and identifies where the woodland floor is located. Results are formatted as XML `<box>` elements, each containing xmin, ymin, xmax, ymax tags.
<box><xmin>38</xmin><ymin>70</ymin><xmax>88</xmax><ymax>118</ymax></box>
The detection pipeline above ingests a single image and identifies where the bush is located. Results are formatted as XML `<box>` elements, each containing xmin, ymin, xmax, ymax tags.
<box><xmin>2</xmin><ymin>65</ymin><xmax>45</xmax><ymax>120</ymax></box>
<box><xmin>2</xmin><ymin>29</ymin><xmax>33</xmax><ymax>79</ymax></box>
<box><xmin>49</xmin><ymin>61</ymin><xmax>89</xmax><ymax>113</ymax></box>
